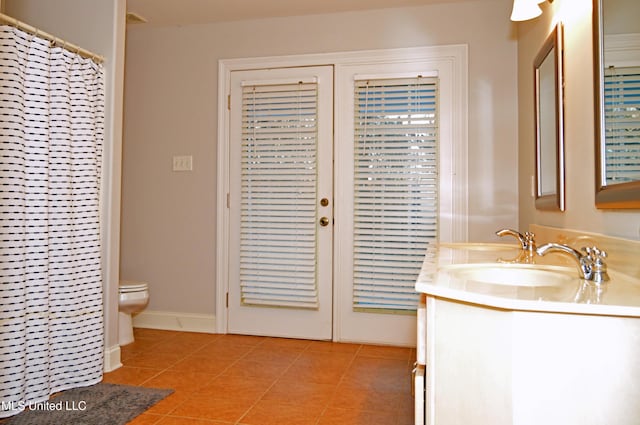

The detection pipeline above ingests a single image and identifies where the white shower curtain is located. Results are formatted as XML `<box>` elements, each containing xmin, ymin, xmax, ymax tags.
<box><xmin>0</xmin><ymin>26</ymin><xmax>105</xmax><ymax>418</ymax></box>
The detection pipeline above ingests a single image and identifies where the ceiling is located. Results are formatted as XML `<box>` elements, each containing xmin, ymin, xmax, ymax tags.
<box><xmin>126</xmin><ymin>0</ymin><xmax>471</xmax><ymax>27</ymax></box>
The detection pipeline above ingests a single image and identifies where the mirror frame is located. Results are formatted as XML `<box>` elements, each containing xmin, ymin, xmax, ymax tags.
<box><xmin>593</xmin><ymin>0</ymin><xmax>640</xmax><ymax>208</ymax></box>
<box><xmin>534</xmin><ymin>23</ymin><xmax>565</xmax><ymax>211</ymax></box>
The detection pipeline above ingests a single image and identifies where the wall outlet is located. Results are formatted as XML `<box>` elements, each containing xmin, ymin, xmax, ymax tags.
<box><xmin>172</xmin><ymin>155</ymin><xmax>193</xmax><ymax>172</ymax></box>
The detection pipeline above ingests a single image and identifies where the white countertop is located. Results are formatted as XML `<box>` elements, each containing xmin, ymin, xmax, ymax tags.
<box><xmin>415</xmin><ymin>243</ymin><xmax>640</xmax><ymax>317</ymax></box>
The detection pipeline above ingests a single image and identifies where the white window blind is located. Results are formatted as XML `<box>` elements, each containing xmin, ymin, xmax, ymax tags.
<box><xmin>240</xmin><ymin>81</ymin><xmax>319</xmax><ymax>309</ymax></box>
<box><xmin>604</xmin><ymin>66</ymin><xmax>640</xmax><ymax>184</ymax></box>
<box><xmin>353</xmin><ymin>77</ymin><xmax>439</xmax><ymax>312</ymax></box>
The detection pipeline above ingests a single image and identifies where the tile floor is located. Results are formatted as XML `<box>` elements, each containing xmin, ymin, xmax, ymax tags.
<box><xmin>103</xmin><ymin>328</ymin><xmax>415</xmax><ymax>425</ymax></box>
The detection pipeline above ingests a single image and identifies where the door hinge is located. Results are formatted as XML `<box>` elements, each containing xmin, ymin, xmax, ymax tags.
<box><xmin>227</xmin><ymin>94</ymin><xmax>231</xmax><ymax>110</ymax></box>
<box><xmin>226</xmin><ymin>292</ymin><xmax>229</xmax><ymax>308</ymax></box>
<box><xmin>226</xmin><ymin>193</ymin><xmax>230</xmax><ymax>208</ymax></box>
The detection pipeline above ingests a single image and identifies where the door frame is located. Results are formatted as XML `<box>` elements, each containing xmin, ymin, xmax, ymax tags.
<box><xmin>216</xmin><ymin>45</ymin><xmax>469</xmax><ymax>341</ymax></box>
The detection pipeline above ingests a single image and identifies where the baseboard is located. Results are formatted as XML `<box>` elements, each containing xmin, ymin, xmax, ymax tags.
<box><xmin>132</xmin><ymin>310</ymin><xmax>217</xmax><ymax>334</ymax></box>
<box><xmin>103</xmin><ymin>344</ymin><xmax>122</xmax><ymax>372</ymax></box>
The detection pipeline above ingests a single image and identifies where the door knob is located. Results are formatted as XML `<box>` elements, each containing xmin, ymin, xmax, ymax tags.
<box><xmin>319</xmin><ymin>217</ymin><xmax>330</xmax><ymax>227</ymax></box>
<box><xmin>320</xmin><ymin>198</ymin><xmax>329</xmax><ymax>207</ymax></box>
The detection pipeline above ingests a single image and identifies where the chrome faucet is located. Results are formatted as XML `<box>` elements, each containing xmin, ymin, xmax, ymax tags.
<box><xmin>536</xmin><ymin>243</ymin><xmax>610</xmax><ymax>283</ymax></box>
<box><xmin>495</xmin><ymin>229</ymin><xmax>536</xmax><ymax>254</ymax></box>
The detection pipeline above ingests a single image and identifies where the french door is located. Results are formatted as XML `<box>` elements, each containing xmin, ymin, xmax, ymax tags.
<box><xmin>222</xmin><ymin>48</ymin><xmax>466</xmax><ymax>345</ymax></box>
<box><xmin>227</xmin><ymin>66</ymin><xmax>334</xmax><ymax>339</ymax></box>
<box><xmin>227</xmin><ymin>67</ymin><xmax>439</xmax><ymax>344</ymax></box>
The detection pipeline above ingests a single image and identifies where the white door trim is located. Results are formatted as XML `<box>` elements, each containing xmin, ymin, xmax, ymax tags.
<box><xmin>216</xmin><ymin>45</ymin><xmax>469</xmax><ymax>336</ymax></box>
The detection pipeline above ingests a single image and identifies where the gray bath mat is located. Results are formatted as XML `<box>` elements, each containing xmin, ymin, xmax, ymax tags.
<box><xmin>5</xmin><ymin>382</ymin><xmax>173</xmax><ymax>425</ymax></box>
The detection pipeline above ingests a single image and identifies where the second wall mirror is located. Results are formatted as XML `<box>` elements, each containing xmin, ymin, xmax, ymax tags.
<box><xmin>593</xmin><ymin>0</ymin><xmax>640</xmax><ymax>208</ymax></box>
<box><xmin>534</xmin><ymin>23</ymin><xmax>565</xmax><ymax>211</ymax></box>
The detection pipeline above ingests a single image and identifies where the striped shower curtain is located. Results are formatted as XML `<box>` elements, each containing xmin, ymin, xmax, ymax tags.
<box><xmin>0</xmin><ymin>26</ymin><xmax>105</xmax><ymax>417</ymax></box>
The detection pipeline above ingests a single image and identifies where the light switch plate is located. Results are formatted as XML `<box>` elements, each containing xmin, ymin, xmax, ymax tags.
<box><xmin>172</xmin><ymin>155</ymin><xmax>193</xmax><ymax>172</ymax></box>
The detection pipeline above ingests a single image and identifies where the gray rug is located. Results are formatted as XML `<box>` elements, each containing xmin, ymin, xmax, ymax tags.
<box><xmin>5</xmin><ymin>383</ymin><xmax>173</xmax><ymax>425</ymax></box>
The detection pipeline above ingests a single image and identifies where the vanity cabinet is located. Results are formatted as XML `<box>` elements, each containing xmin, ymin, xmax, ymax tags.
<box><xmin>417</xmin><ymin>294</ymin><xmax>640</xmax><ymax>425</ymax></box>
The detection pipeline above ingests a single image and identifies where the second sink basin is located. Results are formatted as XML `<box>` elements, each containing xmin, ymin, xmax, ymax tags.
<box><xmin>442</xmin><ymin>263</ymin><xmax>575</xmax><ymax>287</ymax></box>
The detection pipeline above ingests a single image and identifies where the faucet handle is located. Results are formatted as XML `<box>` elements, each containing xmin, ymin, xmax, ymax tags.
<box><xmin>523</xmin><ymin>231</ymin><xmax>536</xmax><ymax>250</ymax></box>
<box><xmin>593</xmin><ymin>246</ymin><xmax>607</xmax><ymax>259</ymax></box>
<box><xmin>582</xmin><ymin>246</ymin><xmax>607</xmax><ymax>261</ymax></box>
<box><xmin>583</xmin><ymin>246</ymin><xmax>610</xmax><ymax>284</ymax></box>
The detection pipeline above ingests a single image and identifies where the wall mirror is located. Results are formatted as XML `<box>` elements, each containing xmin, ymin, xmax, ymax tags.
<box><xmin>593</xmin><ymin>0</ymin><xmax>640</xmax><ymax>208</ymax></box>
<box><xmin>534</xmin><ymin>23</ymin><xmax>565</xmax><ymax>211</ymax></box>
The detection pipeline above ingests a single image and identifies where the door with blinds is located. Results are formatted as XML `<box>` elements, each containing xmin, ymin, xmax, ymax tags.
<box><xmin>351</xmin><ymin>76</ymin><xmax>438</xmax><ymax>312</ymax></box>
<box><xmin>334</xmin><ymin>67</ymin><xmax>443</xmax><ymax>346</ymax></box>
<box><xmin>227</xmin><ymin>66</ymin><xmax>334</xmax><ymax>339</ymax></box>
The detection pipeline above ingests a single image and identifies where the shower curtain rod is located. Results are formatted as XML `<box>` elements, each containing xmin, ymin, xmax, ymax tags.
<box><xmin>0</xmin><ymin>12</ymin><xmax>104</xmax><ymax>64</ymax></box>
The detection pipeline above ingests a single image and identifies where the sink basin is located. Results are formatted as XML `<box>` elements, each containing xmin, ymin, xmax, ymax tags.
<box><xmin>443</xmin><ymin>263</ymin><xmax>575</xmax><ymax>287</ymax></box>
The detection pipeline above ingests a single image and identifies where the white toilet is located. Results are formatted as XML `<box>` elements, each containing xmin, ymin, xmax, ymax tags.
<box><xmin>118</xmin><ymin>280</ymin><xmax>149</xmax><ymax>346</ymax></box>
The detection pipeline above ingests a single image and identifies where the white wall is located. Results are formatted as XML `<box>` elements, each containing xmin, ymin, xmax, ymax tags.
<box><xmin>3</xmin><ymin>0</ymin><xmax>127</xmax><ymax>370</ymax></box>
<box><xmin>517</xmin><ymin>0</ymin><xmax>640</xmax><ymax>240</ymax></box>
<box><xmin>121</xmin><ymin>0</ymin><xmax>519</xmax><ymax>319</ymax></box>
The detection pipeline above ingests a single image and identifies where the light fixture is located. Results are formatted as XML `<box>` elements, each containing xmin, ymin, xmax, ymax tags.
<box><xmin>510</xmin><ymin>0</ymin><xmax>553</xmax><ymax>22</ymax></box>
<box><xmin>510</xmin><ymin>0</ymin><xmax>542</xmax><ymax>21</ymax></box>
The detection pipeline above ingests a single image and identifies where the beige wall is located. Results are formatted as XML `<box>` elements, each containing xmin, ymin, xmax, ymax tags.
<box><xmin>517</xmin><ymin>0</ymin><xmax>640</xmax><ymax>240</ymax></box>
<box><xmin>121</xmin><ymin>0</ymin><xmax>519</xmax><ymax>317</ymax></box>
<box><xmin>3</xmin><ymin>0</ymin><xmax>127</xmax><ymax>364</ymax></box>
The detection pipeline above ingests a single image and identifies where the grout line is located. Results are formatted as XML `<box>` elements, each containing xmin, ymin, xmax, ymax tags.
<box><xmin>312</xmin><ymin>343</ymin><xmax>364</xmax><ymax>425</ymax></box>
<box><xmin>233</xmin><ymin>340</ymin><xmax>310</xmax><ymax>424</ymax></box>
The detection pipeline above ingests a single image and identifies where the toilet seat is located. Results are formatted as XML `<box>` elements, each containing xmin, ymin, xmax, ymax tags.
<box><xmin>119</xmin><ymin>280</ymin><xmax>148</xmax><ymax>293</ymax></box>
<box><xmin>120</xmin><ymin>284</ymin><xmax>147</xmax><ymax>292</ymax></box>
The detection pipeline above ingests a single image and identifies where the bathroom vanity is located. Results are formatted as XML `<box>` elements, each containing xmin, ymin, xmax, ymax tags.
<box><xmin>414</xmin><ymin>229</ymin><xmax>640</xmax><ymax>425</ymax></box>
